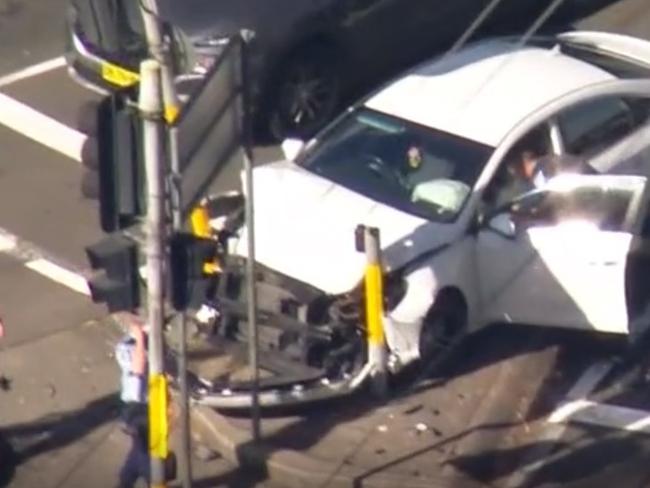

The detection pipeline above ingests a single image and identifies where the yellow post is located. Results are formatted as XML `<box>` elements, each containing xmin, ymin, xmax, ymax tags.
<box><xmin>363</xmin><ymin>226</ymin><xmax>388</xmax><ymax>397</ymax></box>
<box><xmin>190</xmin><ymin>203</ymin><xmax>211</xmax><ymax>238</ymax></box>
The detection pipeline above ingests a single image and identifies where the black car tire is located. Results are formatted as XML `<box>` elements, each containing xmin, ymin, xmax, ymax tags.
<box><xmin>418</xmin><ymin>292</ymin><xmax>467</xmax><ymax>366</ymax></box>
<box><xmin>264</xmin><ymin>43</ymin><xmax>342</xmax><ymax>141</ymax></box>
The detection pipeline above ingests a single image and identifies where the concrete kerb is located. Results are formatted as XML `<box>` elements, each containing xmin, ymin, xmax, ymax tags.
<box><xmin>190</xmin><ymin>403</ymin><xmax>479</xmax><ymax>488</ymax></box>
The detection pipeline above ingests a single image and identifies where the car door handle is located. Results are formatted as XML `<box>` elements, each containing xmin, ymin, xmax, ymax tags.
<box><xmin>590</xmin><ymin>260</ymin><xmax>617</xmax><ymax>266</ymax></box>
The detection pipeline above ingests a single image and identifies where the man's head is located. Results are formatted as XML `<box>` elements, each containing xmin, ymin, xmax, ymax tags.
<box><xmin>517</xmin><ymin>150</ymin><xmax>539</xmax><ymax>180</ymax></box>
<box><xmin>125</xmin><ymin>314</ymin><xmax>149</xmax><ymax>354</ymax></box>
<box><xmin>406</xmin><ymin>145</ymin><xmax>423</xmax><ymax>170</ymax></box>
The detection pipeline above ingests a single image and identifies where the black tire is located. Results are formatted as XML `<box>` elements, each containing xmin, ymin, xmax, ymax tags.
<box><xmin>264</xmin><ymin>44</ymin><xmax>342</xmax><ymax>141</ymax></box>
<box><xmin>418</xmin><ymin>293</ymin><xmax>467</xmax><ymax>365</ymax></box>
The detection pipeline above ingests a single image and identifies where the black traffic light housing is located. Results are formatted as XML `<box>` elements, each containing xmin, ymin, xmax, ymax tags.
<box><xmin>79</xmin><ymin>89</ymin><xmax>143</xmax><ymax>232</ymax></box>
<box><xmin>86</xmin><ymin>233</ymin><xmax>140</xmax><ymax>313</ymax></box>
<box><xmin>169</xmin><ymin>232</ymin><xmax>219</xmax><ymax>311</ymax></box>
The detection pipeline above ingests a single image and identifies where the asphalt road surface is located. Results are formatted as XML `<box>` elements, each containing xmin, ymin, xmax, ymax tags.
<box><xmin>0</xmin><ymin>1</ymin><xmax>649</xmax><ymax>487</ymax></box>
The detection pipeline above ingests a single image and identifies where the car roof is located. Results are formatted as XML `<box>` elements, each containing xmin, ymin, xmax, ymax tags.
<box><xmin>364</xmin><ymin>38</ymin><xmax>616</xmax><ymax>147</ymax></box>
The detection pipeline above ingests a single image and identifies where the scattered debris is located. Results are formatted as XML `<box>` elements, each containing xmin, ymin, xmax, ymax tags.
<box><xmin>415</xmin><ymin>422</ymin><xmax>428</xmax><ymax>434</ymax></box>
<box><xmin>403</xmin><ymin>404</ymin><xmax>423</xmax><ymax>415</ymax></box>
<box><xmin>375</xmin><ymin>448</ymin><xmax>386</xmax><ymax>455</ymax></box>
<box><xmin>45</xmin><ymin>383</ymin><xmax>56</xmax><ymax>398</ymax></box>
<box><xmin>377</xmin><ymin>424</ymin><xmax>388</xmax><ymax>433</ymax></box>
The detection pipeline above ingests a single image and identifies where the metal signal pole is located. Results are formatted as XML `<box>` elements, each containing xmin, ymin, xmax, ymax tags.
<box><xmin>138</xmin><ymin>2</ymin><xmax>193</xmax><ymax>486</ymax></box>
<box><xmin>139</xmin><ymin>0</ymin><xmax>181</xmax><ymax>121</ymax></box>
<box><xmin>139</xmin><ymin>59</ymin><xmax>168</xmax><ymax>488</ymax></box>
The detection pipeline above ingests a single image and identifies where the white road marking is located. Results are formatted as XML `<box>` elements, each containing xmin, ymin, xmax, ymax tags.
<box><xmin>0</xmin><ymin>225</ymin><xmax>91</xmax><ymax>297</ymax></box>
<box><xmin>0</xmin><ymin>92</ymin><xmax>87</xmax><ymax>162</ymax></box>
<box><xmin>0</xmin><ymin>57</ymin><xmax>66</xmax><ymax>88</ymax></box>
<box><xmin>25</xmin><ymin>259</ymin><xmax>90</xmax><ymax>296</ymax></box>
<box><xmin>565</xmin><ymin>359</ymin><xmax>616</xmax><ymax>400</ymax></box>
<box><xmin>0</xmin><ymin>234</ymin><xmax>16</xmax><ymax>252</ymax></box>
<box><xmin>505</xmin><ymin>358</ymin><xmax>617</xmax><ymax>487</ymax></box>
<box><xmin>549</xmin><ymin>399</ymin><xmax>650</xmax><ymax>434</ymax></box>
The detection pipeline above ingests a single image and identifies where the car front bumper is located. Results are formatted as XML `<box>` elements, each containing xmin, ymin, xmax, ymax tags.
<box><xmin>189</xmin><ymin>361</ymin><xmax>373</xmax><ymax>410</ymax></box>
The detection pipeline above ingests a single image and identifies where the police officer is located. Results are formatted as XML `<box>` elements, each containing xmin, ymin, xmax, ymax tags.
<box><xmin>115</xmin><ymin>316</ymin><xmax>149</xmax><ymax>488</ymax></box>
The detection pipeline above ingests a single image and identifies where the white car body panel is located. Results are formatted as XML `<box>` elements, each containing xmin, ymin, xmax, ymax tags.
<box><xmin>478</xmin><ymin>221</ymin><xmax>631</xmax><ymax>334</ymax></box>
<box><xmin>365</xmin><ymin>40</ymin><xmax>614</xmax><ymax>146</ymax></box>
<box><xmin>232</xmin><ymin>161</ymin><xmax>457</xmax><ymax>295</ymax></box>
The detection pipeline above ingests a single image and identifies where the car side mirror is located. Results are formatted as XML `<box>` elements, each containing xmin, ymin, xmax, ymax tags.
<box><xmin>281</xmin><ymin>138</ymin><xmax>305</xmax><ymax>162</ymax></box>
<box><xmin>487</xmin><ymin>212</ymin><xmax>516</xmax><ymax>239</ymax></box>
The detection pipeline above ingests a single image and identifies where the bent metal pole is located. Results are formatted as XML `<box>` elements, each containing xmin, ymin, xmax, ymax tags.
<box><xmin>140</xmin><ymin>59</ymin><xmax>168</xmax><ymax>488</ymax></box>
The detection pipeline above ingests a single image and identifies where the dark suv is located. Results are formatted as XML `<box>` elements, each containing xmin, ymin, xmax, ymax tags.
<box><xmin>65</xmin><ymin>0</ymin><xmax>574</xmax><ymax>140</ymax></box>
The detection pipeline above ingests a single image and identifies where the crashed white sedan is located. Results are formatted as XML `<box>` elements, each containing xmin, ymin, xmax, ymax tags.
<box><xmin>194</xmin><ymin>31</ymin><xmax>650</xmax><ymax>408</ymax></box>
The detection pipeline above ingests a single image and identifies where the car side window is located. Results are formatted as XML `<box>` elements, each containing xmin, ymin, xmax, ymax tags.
<box><xmin>557</xmin><ymin>97</ymin><xmax>637</xmax><ymax>158</ymax></box>
<box><xmin>482</xmin><ymin>124</ymin><xmax>552</xmax><ymax>211</ymax></box>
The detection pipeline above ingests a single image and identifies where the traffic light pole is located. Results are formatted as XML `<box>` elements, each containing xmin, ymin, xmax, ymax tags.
<box><xmin>140</xmin><ymin>59</ymin><xmax>168</xmax><ymax>488</ymax></box>
<box><xmin>138</xmin><ymin>2</ymin><xmax>193</xmax><ymax>486</ymax></box>
<box><xmin>139</xmin><ymin>0</ymin><xmax>180</xmax><ymax>122</ymax></box>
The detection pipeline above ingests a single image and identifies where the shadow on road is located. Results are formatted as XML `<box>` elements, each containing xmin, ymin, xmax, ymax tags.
<box><xmin>200</xmin><ymin>322</ymin><xmax>624</xmax><ymax>487</ymax></box>
<box><xmin>0</xmin><ymin>432</ymin><xmax>16</xmax><ymax>487</ymax></box>
<box><xmin>2</xmin><ymin>393</ymin><xmax>119</xmax><ymax>467</ymax></box>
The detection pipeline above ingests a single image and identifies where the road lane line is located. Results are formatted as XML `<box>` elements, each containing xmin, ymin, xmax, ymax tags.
<box><xmin>0</xmin><ymin>225</ymin><xmax>91</xmax><ymax>297</ymax></box>
<box><xmin>0</xmin><ymin>92</ymin><xmax>87</xmax><ymax>162</ymax></box>
<box><xmin>0</xmin><ymin>57</ymin><xmax>66</xmax><ymax>88</ymax></box>
<box><xmin>0</xmin><ymin>234</ymin><xmax>16</xmax><ymax>252</ymax></box>
<box><xmin>25</xmin><ymin>258</ymin><xmax>90</xmax><ymax>296</ymax></box>
<box><xmin>505</xmin><ymin>358</ymin><xmax>617</xmax><ymax>487</ymax></box>
<box><xmin>566</xmin><ymin>359</ymin><xmax>616</xmax><ymax>399</ymax></box>
<box><xmin>549</xmin><ymin>400</ymin><xmax>650</xmax><ymax>433</ymax></box>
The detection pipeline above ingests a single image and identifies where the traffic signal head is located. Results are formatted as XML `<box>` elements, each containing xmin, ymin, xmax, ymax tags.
<box><xmin>169</xmin><ymin>232</ymin><xmax>219</xmax><ymax>311</ymax></box>
<box><xmin>78</xmin><ymin>90</ymin><xmax>143</xmax><ymax>232</ymax></box>
<box><xmin>86</xmin><ymin>233</ymin><xmax>140</xmax><ymax>313</ymax></box>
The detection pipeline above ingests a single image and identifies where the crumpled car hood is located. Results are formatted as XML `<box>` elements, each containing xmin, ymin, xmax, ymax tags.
<box><xmin>231</xmin><ymin>161</ymin><xmax>453</xmax><ymax>295</ymax></box>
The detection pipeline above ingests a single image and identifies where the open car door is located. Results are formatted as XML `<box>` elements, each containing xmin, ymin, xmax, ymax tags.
<box><xmin>477</xmin><ymin>174</ymin><xmax>646</xmax><ymax>335</ymax></box>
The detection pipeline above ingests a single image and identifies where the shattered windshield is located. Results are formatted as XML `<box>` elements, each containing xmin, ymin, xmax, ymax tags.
<box><xmin>299</xmin><ymin>108</ymin><xmax>492</xmax><ymax>222</ymax></box>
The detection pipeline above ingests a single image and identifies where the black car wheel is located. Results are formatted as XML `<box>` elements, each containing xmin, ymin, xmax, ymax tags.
<box><xmin>419</xmin><ymin>293</ymin><xmax>467</xmax><ymax>366</ymax></box>
<box><xmin>266</xmin><ymin>45</ymin><xmax>342</xmax><ymax>141</ymax></box>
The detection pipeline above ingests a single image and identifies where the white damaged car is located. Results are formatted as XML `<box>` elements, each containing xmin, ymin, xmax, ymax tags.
<box><xmin>193</xmin><ymin>31</ymin><xmax>650</xmax><ymax>408</ymax></box>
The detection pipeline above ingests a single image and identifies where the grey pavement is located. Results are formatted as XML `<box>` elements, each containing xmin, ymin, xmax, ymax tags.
<box><xmin>0</xmin><ymin>251</ymin><xmax>270</xmax><ymax>487</ymax></box>
<box><xmin>0</xmin><ymin>0</ymin><xmax>67</xmax><ymax>76</ymax></box>
<box><xmin>190</xmin><ymin>327</ymin><xmax>632</xmax><ymax>488</ymax></box>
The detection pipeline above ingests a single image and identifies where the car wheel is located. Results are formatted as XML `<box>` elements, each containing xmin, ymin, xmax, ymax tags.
<box><xmin>418</xmin><ymin>293</ymin><xmax>467</xmax><ymax>365</ymax></box>
<box><xmin>266</xmin><ymin>45</ymin><xmax>342</xmax><ymax>141</ymax></box>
